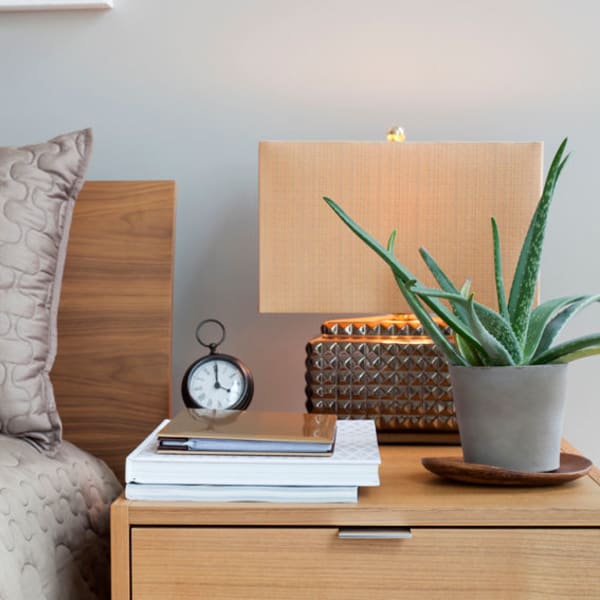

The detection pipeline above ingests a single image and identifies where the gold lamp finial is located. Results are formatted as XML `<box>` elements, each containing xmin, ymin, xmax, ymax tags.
<box><xmin>386</xmin><ymin>126</ymin><xmax>406</xmax><ymax>143</ymax></box>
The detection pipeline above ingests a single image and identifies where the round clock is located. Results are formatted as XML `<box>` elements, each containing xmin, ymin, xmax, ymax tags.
<box><xmin>181</xmin><ymin>319</ymin><xmax>254</xmax><ymax>410</ymax></box>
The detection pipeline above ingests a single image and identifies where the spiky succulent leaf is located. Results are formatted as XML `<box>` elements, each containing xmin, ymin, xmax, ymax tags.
<box><xmin>324</xmin><ymin>196</ymin><xmax>417</xmax><ymax>279</ymax></box>
<box><xmin>491</xmin><ymin>217</ymin><xmax>509</xmax><ymax>321</ymax></box>
<box><xmin>455</xmin><ymin>333</ymin><xmax>485</xmax><ymax>365</ymax></box>
<box><xmin>531</xmin><ymin>334</ymin><xmax>600</xmax><ymax>364</ymax></box>
<box><xmin>418</xmin><ymin>247</ymin><xmax>468</xmax><ymax>322</ymax></box>
<box><xmin>508</xmin><ymin>139</ymin><xmax>569</xmax><ymax>345</ymax></box>
<box><xmin>465</xmin><ymin>295</ymin><xmax>515</xmax><ymax>365</ymax></box>
<box><xmin>388</xmin><ymin>270</ymin><xmax>467</xmax><ymax>365</ymax></box>
<box><xmin>531</xmin><ymin>294</ymin><xmax>600</xmax><ymax>360</ymax></box>
<box><xmin>524</xmin><ymin>296</ymin><xmax>584</xmax><ymax>360</ymax></box>
<box><xmin>403</xmin><ymin>283</ymin><xmax>486</xmax><ymax>357</ymax></box>
<box><xmin>323</xmin><ymin>148</ymin><xmax>600</xmax><ymax>370</ymax></box>
<box><xmin>356</xmin><ymin>210</ymin><xmax>481</xmax><ymax>364</ymax></box>
<box><xmin>324</xmin><ymin>197</ymin><xmax>466</xmax><ymax>364</ymax></box>
<box><xmin>455</xmin><ymin>279</ymin><xmax>487</xmax><ymax>365</ymax></box>
<box><xmin>412</xmin><ymin>286</ymin><xmax>522</xmax><ymax>364</ymax></box>
<box><xmin>417</xmin><ymin>250</ymin><xmax>491</xmax><ymax>364</ymax></box>
<box><xmin>386</xmin><ymin>230</ymin><xmax>397</xmax><ymax>253</ymax></box>
<box><xmin>386</xmin><ymin>226</ymin><xmax>470</xmax><ymax>364</ymax></box>
<box><xmin>523</xmin><ymin>295</ymin><xmax>600</xmax><ymax>360</ymax></box>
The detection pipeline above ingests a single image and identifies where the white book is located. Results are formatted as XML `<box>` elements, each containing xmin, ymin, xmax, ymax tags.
<box><xmin>126</xmin><ymin>419</ymin><xmax>380</xmax><ymax>487</ymax></box>
<box><xmin>125</xmin><ymin>482</ymin><xmax>358</xmax><ymax>503</ymax></box>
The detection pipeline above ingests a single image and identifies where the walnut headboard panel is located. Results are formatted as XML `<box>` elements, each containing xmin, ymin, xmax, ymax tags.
<box><xmin>52</xmin><ymin>181</ymin><xmax>175</xmax><ymax>482</ymax></box>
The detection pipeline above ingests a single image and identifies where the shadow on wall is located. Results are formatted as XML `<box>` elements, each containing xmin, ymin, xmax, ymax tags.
<box><xmin>172</xmin><ymin>185</ymin><xmax>326</xmax><ymax>415</ymax></box>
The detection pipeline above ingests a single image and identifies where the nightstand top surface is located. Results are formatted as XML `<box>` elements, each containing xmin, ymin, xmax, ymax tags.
<box><xmin>114</xmin><ymin>442</ymin><xmax>600</xmax><ymax>528</ymax></box>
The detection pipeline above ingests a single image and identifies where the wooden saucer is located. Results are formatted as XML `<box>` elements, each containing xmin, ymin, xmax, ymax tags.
<box><xmin>421</xmin><ymin>453</ymin><xmax>593</xmax><ymax>486</ymax></box>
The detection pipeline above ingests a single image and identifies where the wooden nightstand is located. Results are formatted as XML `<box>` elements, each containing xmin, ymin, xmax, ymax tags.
<box><xmin>111</xmin><ymin>442</ymin><xmax>600</xmax><ymax>599</ymax></box>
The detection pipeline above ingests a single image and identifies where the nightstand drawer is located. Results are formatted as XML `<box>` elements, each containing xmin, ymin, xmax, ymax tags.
<box><xmin>131</xmin><ymin>526</ymin><xmax>600</xmax><ymax>599</ymax></box>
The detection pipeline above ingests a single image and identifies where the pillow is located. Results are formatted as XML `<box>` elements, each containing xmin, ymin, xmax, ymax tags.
<box><xmin>0</xmin><ymin>129</ymin><xmax>92</xmax><ymax>452</ymax></box>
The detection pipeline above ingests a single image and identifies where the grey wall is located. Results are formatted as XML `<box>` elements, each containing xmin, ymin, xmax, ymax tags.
<box><xmin>1</xmin><ymin>0</ymin><xmax>599</xmax><ymax>463</ymax></box>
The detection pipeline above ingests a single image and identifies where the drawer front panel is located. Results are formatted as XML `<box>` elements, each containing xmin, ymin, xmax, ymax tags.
<box><xmin>131</xmin><ymin>527</ymin><xmax>600</xmax><ymax>599</ymax></box>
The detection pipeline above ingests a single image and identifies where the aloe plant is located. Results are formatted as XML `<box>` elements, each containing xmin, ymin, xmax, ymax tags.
<box><xmin>324</xmin><ymin>139</ymin><xmax>600</xmax><ymax>366</ymax></box>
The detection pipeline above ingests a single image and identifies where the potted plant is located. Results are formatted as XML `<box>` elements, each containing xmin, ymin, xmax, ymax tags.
<box><xmin>324</xmin><ymin>139</ymin><xmax>600</xmax><ymax>472</ymax></box>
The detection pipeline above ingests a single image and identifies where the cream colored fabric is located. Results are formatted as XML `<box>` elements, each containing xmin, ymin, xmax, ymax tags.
<box><xmin>0</xmin><ymin>434</ymin><xmax>121</xmax><ymax>600</ymax></box>
<box><xmin>0</xmin><ymin>130</ymin><xmax>92</xmax><ymax>451</ymax></box>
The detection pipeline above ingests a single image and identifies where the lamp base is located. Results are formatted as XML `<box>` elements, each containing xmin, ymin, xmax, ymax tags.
<box><xmin>305</xmin><ymin>314</ymin><xmax>459</xmax><ymax>443</ymax></box>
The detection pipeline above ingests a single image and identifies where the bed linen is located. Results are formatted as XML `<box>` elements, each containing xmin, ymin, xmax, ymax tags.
<box><xmin>0</xmin><ymin>435</ymin><xmax>121</xmax><ymax>600</ymax></box>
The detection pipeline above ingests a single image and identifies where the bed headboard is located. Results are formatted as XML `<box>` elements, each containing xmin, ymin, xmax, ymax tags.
<box><xmin>52</xmin><ymin>181</ymin><xmax>175</xmax><ymax>482</ymax></box>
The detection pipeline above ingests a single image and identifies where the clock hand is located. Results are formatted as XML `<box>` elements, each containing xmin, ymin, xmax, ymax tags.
<box><xmin>213</xmin><ymin>363</ymin><xmax>231</xmax><ymax>392</ymax></box>
<box><xmin>214</xmin><ymin>381</ymin><xmax>231</xmax><ymax>393</ymax></box>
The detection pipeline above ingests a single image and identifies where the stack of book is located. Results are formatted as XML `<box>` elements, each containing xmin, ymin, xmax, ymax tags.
<box><xmin>125</xmin><ymin>409</ymin><xmax>381</xmax><ymax>503</ymax></box>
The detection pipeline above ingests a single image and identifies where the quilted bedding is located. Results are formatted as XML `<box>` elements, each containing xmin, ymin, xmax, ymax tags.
<box><xmin>0</xmin><ymin>435</ymin><xmax>121</xmax><ymax>600</ymax></box>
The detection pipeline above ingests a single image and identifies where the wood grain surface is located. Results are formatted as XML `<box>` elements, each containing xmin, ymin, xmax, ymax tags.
<box><xmin>111</xmin><ymin>496</ymin><xmax>131</xmax><ymax>599</ymax></box>
<box><xmin>421</xmin><ymin>453</ymin><xmax>593</xmax><ymax>486</ymax></box>
<box><xmin>130</xmin><ymin>527</ymin><xmax>600</xmax><ymax>599</ymax></box>
<box><xmin>53</xmin><ymin>181</ymin><xmax>175</xmax><ymax>481</ymax></box>
<box><xmin>113</xmin><ymin>444</ymin><xmax>600</xmax><ymax>528</ymax></box>
<box><xmin>112</xmin><ymin>443</ymin><xmax>600</xmax><ymax>599</ymax></box>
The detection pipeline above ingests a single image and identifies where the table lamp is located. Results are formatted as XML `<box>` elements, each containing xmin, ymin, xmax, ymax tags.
<box><xmin>259</xmin><ymin>136</ymin><xmax>542</xmax><ymax>441</ymax></box>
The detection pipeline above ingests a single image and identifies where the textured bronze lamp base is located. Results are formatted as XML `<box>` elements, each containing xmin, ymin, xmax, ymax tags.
<box><xmin>305</xmin><ymin>314</ymin><xmax>459</xmax><ymax>443</ymax></box>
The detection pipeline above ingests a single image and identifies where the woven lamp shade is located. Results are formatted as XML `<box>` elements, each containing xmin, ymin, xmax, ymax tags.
<box><xmin>258</xmin><ymin>141</ymin><xmax>543</xmax><ymax>439</ymax></box>
<box><xmin>259</xmin><ymin>141</ymin><xmax>542</xmax><ymax>314</ymax></box>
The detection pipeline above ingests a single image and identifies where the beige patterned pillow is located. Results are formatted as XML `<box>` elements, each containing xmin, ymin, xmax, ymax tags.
<box><xmin>0</xmin><ymin>130</ymin><xmax>92</xmax><ymax>452</ymax></box>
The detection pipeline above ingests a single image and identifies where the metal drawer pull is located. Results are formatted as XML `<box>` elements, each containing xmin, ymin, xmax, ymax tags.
<box><xmin>337</xmin><ymin>527</ymin><xmax>412</xmax><ymax>540</ymax></box>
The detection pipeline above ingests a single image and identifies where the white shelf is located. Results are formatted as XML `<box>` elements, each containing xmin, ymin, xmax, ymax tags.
<box><xmin>0</xmin><ymin>0</ymin><xmax>112</xmax><ymax>10</ymax></box>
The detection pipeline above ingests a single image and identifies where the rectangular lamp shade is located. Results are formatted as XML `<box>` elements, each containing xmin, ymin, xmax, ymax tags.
<box><xmin>259</xmin><ymin>141</ymin><xmax>543</xmax><ymax>314</ymax></box>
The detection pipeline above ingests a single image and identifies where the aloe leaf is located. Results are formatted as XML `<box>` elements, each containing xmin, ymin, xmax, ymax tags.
<box><xmin>460</xmin><ymin>279</ymin><xmax>472</xmax><ymax>297</ymax></box>
<box><xmin>455</xmin><ymin>332</ymin><xmax>485</xmax><ymax>365</ymax></box>
<box><xmin>386</xmin><ymin>228</ymin><xmax>484</xmax><ymax>365</ymax></box>
<box><xmin>524</xmin><ymin>296</ymin><xmax>584</xmax><ymax>360</ymax></box>
<box><xmin>491</xmin><ymin>217</ymin><xmax>509</xmax><ymax>321</ymax></box>
<box><xmin>465</xmin><ymin>295</ymin><xmax>515</xmax><ymax>365</ymax></box>
<box><xmin>387</xmin><ymin>233</ymin><xmax>460</xmax><ymax>357</ymax></box>
<box><xmin>324</xmin><ymin>197</ymin><xmax>467</xmax><ymax>364</ymax></box>
<box><xmin>324</xmin><ymin>196</ymin><xmax>418</xmax><ymax>279</ymax></box>
<box><xmin>386</xmin><ymin>230</ymin><xmax>397</xmax><ymax>253</ymax></box>
<box><xmin>531</xmin><ymin>334</ymin><xmax>600</xmax><ymax>364</ymax></box>
<box><xmin>532</xmin><ymin>294</ymin><xmax>600</xmax><ymax>360</ymax></box>
<box><xmin>508</xmin><ymin>139</ymin><xmax>570</xmax><ymax>345</ymax></box>
<box><xmin>327</xmin><ymin>196</ymin><xmax>444</xmax><ymax>319</ymax></box>
<box><xmin>402</xmin><ymin>282</ymin><xmax>486</xmax><ymax>357</ymax></box>
<box><xmin>418</xmin><ymin>247</ymin><xmax>468</xmax><ymax>322</ymax></box>
<box><xmin>385</xmin><ymin>225</ymin><xmax>469</xmax><ymax>364</ymax></box>
<box><xmin>323</xmin><ymin>198</ymin><xmax>520</xmax><ymax>364</ymax></box>
<box><xmin>416</xmin><ymin>250</ymin><xmax>488</xmax><ymax>364</ymax></box>
<box><xmin>412</xmin><ymin>286</ymin><xmax>522</xmax><ymax>364</ymax></box>
<box><xmin>455</xmin><ymin>279</ymin><xmax>487</xmax><ymax>365</ymax></box>
<box><xmin>523</xmin><ymin>295</ymin><xmax>596</xmax><ymax>360</ymax></box>
<box><xmin>389</xmin><ymin>270</ymin><xmax>467</xmax><ymax>365</ymax></box>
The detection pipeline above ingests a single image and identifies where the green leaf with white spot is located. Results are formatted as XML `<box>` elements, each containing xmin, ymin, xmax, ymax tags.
<box><xmin>508</xmin><ymin>138</ymin><xmax>569</xmax><ymax>345</ymax></box>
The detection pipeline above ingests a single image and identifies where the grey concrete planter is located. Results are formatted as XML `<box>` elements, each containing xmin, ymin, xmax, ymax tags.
<box><xmin>449</xmin><ymin>364</ymin><xmax>568</xmax><ymax>472</ymax></box>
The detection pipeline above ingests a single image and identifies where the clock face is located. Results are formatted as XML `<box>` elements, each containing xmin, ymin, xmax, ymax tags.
<box><xmin>183</xmin><ymin>356</ymin><xmax>252</xmax><ymax>410</ymax></box>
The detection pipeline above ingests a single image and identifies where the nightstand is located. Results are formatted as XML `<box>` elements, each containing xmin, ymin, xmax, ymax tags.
<box><xmin>111</xmin><ymin>442</ymin><xmax>600</xmax><ymax>599</ymax></box>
